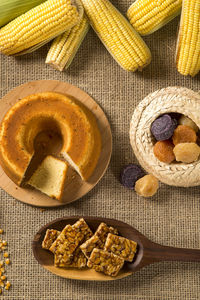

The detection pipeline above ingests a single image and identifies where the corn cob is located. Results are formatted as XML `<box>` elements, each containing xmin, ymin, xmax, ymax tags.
<box><xmin>46</xmin><ymin>14</ymin><xmax>89</xmax><ymax>71</ymax></box>
<box><xmin>0</xmin><ymin>0</ymin><xmax>83</xmax><ymax>56</ymax></box>
<box><xmin>81</xmin><ymin>0</ymin><xmax>151</xmax><ymax>72</ymax></box>
<box><xmin>127</xmin><ymin>0</ymin><xmax>182</xmax><ymax>36</ymax></box>
<box><xmin>0</xmin><ymin>0</ymin><xmax>45</xmax><ymax>28</ymax></box>
<box><xmin>176</xmin><ymin>0</ymin><xmax>200</xmax><ymax>77</ymax></box>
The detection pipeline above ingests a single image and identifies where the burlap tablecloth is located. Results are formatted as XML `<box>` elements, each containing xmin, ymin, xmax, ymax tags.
<box><xmin>0</xmin><ymin>1</ymin><xmax>199</xmax><ymax>299</ymax></box>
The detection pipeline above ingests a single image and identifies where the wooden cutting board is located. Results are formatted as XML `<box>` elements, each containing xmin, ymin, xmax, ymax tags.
<box><xmin>0</xmin><ymin>80</ymin><xmax>112</xmax><ymax>207</ymax></box>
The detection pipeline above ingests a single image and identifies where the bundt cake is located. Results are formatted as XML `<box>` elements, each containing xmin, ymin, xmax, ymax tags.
<box><xmin>0</xmin><ymin>92</ymin><xmax>101</xmax><ymax>187</ymax></box>
<box><xmin>28</xmin><ymin>155</ymin><xmax>68</xmax><ymax>201</ymax></box>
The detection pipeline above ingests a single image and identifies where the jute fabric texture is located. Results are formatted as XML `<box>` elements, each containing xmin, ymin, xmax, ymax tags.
<box><xmin>0</xmin><ymin>1</ymin><xmax>199</xmax><ymax>299</ymax></box>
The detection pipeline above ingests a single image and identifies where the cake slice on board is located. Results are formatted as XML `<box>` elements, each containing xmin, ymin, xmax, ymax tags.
<box><xmin>28</xmin><ymin>155</ymin><xmax>68</xmax><ymax>201</ymax></box>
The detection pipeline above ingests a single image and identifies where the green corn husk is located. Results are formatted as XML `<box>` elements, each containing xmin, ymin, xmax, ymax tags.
<box><xmin>0</xmin><ymin>0</ymin><xmax>46</xmax><ymax>28</ymax></box>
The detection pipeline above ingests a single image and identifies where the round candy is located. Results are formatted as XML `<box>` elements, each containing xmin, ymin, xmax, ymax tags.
<box><xmin>172</xmin><ymin>125</ymin><xmax>197</xmax><ymax>145</ymax></box>
<box><xmin>135</xmin><ymin>174</ymin><xmax>159</xmax><ymax>198</ymax></box>
<box><xmin>153</xmin><ymin>140</ymin><xmax>175</xmax><ymax>163</ymax></box>
<box><xmin>151</xmin><ymin>114</ymin><xmax>177</xmax><ymax>141</ymax></box>
<box><xmin>173</xmin><ymin>142</ymin><xmax>200</xmax><ymax>163</ymax></box>
<box><xmin>120</xmin><ymin>164</ymin><xmax>145</xmax><ymax>189</ymax></box>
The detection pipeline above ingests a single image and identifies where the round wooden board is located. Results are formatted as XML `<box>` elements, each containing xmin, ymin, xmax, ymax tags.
<box><xmin>0</xmin><ymin>80</ymin><xmax>112</xmax><ymax>207</ymax></box>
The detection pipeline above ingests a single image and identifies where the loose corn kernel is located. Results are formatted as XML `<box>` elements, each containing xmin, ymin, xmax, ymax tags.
<box><xmin>0</xmin><ymin>261</ymin><xmax>4</xmax><ymax>267</ymax></box>
<box><xmin>3</xmin><ymin>253</ymin><xmax>9</xmax><ymax>258</ymax></box>
<box><xmin>1</xmin><ymin>276</ymin><xmax>6</xmax><ymax>281</ymax></box>
<box><xmin>5</xmin><ymin>281</ymin><xmax>11</xmax><ymax>290</ymax></box>
<box><xmin>1</xmin><ymin>268</ymin><xmax>5</xmax><ymax>273</ymax></box>
<box><xmin>5</xmin><ymin>259</ymin><xmax>10</xmax><ymax>265</ymax></box>
<box><xmin>0</xmin><ymin>281</ymin><xmax>4</xmax><ymax>288</ymax></box>
<box><xmin>2</xmin><ymin>241</ymin><xmax>7</xmax><ymax>247</ymax></box>
<box><xmin>0</xmin><ymin>229</ymin><xmax>4</xmax><ymax>234</ymax></box>
<box><xmin>0</xmin><ymin>288</ymin><xmax>2</xmax><ymax>294</ymax></box>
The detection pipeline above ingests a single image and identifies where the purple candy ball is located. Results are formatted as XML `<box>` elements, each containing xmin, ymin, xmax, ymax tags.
<box><xmin>120</xmin><ymin>164</ymin><xmax>145</xmax><ymax>190</ymax></box>
<box><xmin>151</xmin><ymin>114</ymin><xmax>177</xmax><ymax>141</ymax></box>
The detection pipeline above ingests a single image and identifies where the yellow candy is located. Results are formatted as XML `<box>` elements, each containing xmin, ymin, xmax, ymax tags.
<box><xmin>173</xmin><ymin>143</ymin><xmax>200</xmax><ymax>163</ymax></box>
<box><xmin>135</xmin><ymin>174</ymin><xmax>159</xmax><ymax>198</ymax></box>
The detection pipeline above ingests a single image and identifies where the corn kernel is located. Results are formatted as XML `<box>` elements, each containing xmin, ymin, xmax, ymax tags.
<box><xmin>5</xmin><ymin>259</ymin><xmax>10</xmax><ymax>265</ymax></box>
<box><xmin>3</xmin><ymin>253</ymin><xmax>9</xmax><ymax>258</ymax></box>
<box><xmin>5</xmin><ymin>281</ymin><xmax>11</xmax><ymax>290</ymax></box>
<box><xmin>0</xmin><ymin>229</ymin><xmax>4</xmax><ymax>234</ymax></box>
<box><xmin>2</xmin><ymin>241</ymin><xmax>7</xmax><ymax>247</ymax></box>
<box><xmin>1</xmin><ymin>276</ymin><xmax>6</xmax><ymax>281</ymax></box>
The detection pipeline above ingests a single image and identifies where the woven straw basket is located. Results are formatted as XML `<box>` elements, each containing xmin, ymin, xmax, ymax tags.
<box><xmin>130</xmin><ymin>87</ymin><xmax>200</xmax><ymax>187</ymax></box>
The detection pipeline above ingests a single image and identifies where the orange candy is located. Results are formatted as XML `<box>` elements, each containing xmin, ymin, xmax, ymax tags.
<box><xmin>153</xmin><ymin>140</ymin><xmax>175</xmax><ymax>163</ymax></box>
<box><xmin>172</xmin><ymin>125</ymin><xmax>197</xmax><ymax>146</ymax></box>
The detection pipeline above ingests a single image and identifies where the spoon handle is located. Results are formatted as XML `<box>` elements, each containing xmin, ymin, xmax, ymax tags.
<box><xmin>147</xmin><ymin>243</ymin><xmax>200</xmax><ymax>263</ymax></box>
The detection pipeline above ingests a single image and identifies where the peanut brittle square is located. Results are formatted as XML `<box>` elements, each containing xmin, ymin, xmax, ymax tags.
<box><xmin>80</xmin><ymin>222</ymin><xmax>118</xmax><ymax>258</ymax></box>
<box><xmin>67</xmin><ymin>247</ymin><xmax>87</xmax><ymax>269</ymax></box>
<box><xmin>87</xmin><ymin>248</ymin><xmax>124</xmax><ymax>277</ymax></box>
<box><xmin>42</xmin><ymin>229</ymin><xmax>61</xmax><ymax>250</ymax></box>
<box><xmin>104</xmin><ymin>233</ymin><xmax>137</xmax><ymax>262</ymax></box>
<box><xmin>50</xmin><ymin>219</ymin><xmax>92</xmax><ymax>267</ymax></box>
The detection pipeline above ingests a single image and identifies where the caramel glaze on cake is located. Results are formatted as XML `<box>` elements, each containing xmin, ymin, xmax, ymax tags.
<box><xmin>0</xmin><ymin>92</ymin><xmax>101</xmax><ymax>186</ymax></box>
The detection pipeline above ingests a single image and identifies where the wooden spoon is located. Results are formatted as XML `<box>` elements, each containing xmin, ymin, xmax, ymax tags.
<box><xmin>32</xmin><ymin>216</ymin><xmax>200</xmax><ymax>281</ymax></box>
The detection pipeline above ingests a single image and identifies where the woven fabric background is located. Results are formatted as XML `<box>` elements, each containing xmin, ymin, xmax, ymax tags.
<box><xmin>0</xmin><ymin>1</ymin><xmax>200</xmax><ymax>299</ymax></box>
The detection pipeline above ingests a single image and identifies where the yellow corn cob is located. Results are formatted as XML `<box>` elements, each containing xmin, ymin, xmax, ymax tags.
<box><xmin>81</xmin><ymin>0</ymin><xmax>151</xmax><ymax>72</ymax></box>
<box><xmin>46</xmin><ymin>14</ymin><xmax>89</xmax><ymax>71</ymax></box>
<box><xmin>127</xmin><ymin>0</ymin><xmax>182</xmax><ymax>36</ymax></box>
<box><xmin>176</xmin><ymin>0</ymin><xmax>200</xmax><ymax>76</ymax></box>
<box><xmin>0</xmin><ymin>0</ymin><xmax>83</xmax><ymax>56</ymax></box>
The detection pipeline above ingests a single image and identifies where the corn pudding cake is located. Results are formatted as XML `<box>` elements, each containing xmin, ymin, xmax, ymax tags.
<box><xmin>28</xmin><ymin>156</ymin><xmax>68</xmax><ymax>201</ymax></box>
<box><xmin>0</xmin><ymin>92</ymin><xmax>101</xmax><ymax>200</ymax></box>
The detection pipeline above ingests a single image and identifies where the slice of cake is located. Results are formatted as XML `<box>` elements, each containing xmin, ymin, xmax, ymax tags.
<box><xmin>28</xmin><ymin>155</ymin><xmax>68</xmax><ymax>201</ymax></box>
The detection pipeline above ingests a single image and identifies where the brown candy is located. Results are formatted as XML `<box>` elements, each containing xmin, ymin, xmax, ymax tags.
<box><xmin>153</xmin><ymin>140</ymin><xmax>175</xmax><ymax>163</ymax></box>
<box><xmin>135</xmin><ymin>174</ymin><xmax>159</xmax><ymax>198</ymax></box>
<box><xmin>172</xmin><ymin>125</ymin><xmax>197</xmax><ymax>145</ymax></box>
<box><xmin>173</xmin><ymin>143</ymin><xmax>200</xmax><ymax>163</ymax></box>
